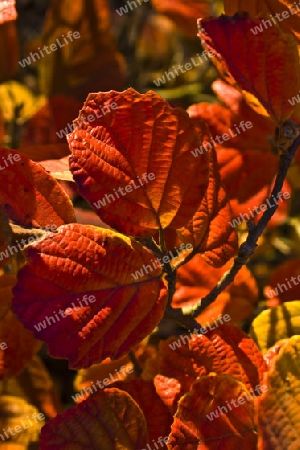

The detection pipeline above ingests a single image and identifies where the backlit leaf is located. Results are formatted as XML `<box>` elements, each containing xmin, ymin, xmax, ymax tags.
<box><xmin>168</xmin><ymin>374</ymin><xmax>257</xmax><ymax>449</ymax></box>
<box><xmin>12</xmin><ymin>224</ymin><xmax>168</xmax><ymax>369</ymax></box>
<box><xmin>39</xmin><ymin>388</ymin><xmax>148</xmax><ymax>449</ymax></box>
<box><xmin>154</xmin><ymin>325</ymin><xmax>266</xmax><ymax>412</ymax></box>
<box><xmin>0</xmin><ymin>147</ymin><xmax>76</xmax><ymax>228</ymax></box>
<box><xmin>68</xmin><ymin>88</ymin><xmax>209</xmax><ymax>237</ymax></box>
<box><xmin>198</xmin><ymin>14</ymin><xmax>300</xmax><ymax>124</ymax></box>
<box><xmin>257</xmin><ymin>335</ymin><xmax>300</xmax><ymax>450</ymax></box>
<box><xmin>249</xmin><ymin>301</ymin><xmax>300</xmax><ymax>353</ymax></box>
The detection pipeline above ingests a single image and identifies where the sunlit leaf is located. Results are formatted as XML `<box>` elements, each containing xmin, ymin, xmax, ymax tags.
<box><xmin>68</xmin><ymin>88</ymin><xmax>209</xmax><ymax>237</ymax></box>
<box><xmin>12</xmin><ymin>224</ymin><xmax>168</xmax><ymax>369</ymax></box>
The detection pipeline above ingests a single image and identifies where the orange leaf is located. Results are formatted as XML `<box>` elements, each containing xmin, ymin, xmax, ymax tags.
<box><xmin>68</xmin><ymin>88</ymin><xmax>209</xmax><ymax>237</ymax></box>
<box><xmin>151</xmin><ymin>0</ymin><xmax>211</xmax><ymax>38</ymax></box>
<box><xmin>154</xmin><ymin>325</ymin><xmax>266</xmax><ymax>412</ymax></box>
<box><xmin>12</xmin><ymin>224</ymin><xmax>168</xmax><ymax>369</ymax></box>
<box><xmin>177</xmin><ymin>126</ymin><xmax>238</xmax><ymax>267</ymax></box>
<box><xmin>0</xmin><ymin>1</ymin><xmax>17</xmax><ymax>25</ymax></box>
<box><xmin>169</xmin><ymin>374</ymin><xmax>257</xmax><ymax>449</ymax></box>
<box><xmin>0</xmin><ymin>148</ymin><xmax>76</xmax><ymax>228</ymax></box>
<box><xmin>0</xmin><ymin>274</ymin><xmax>41</xmax><ymax>379</ymax></box>
<box><xmin>198</xmin><ymin>14</ymin><xmax>300</xmax><ymax>124</ymax></box>
<box><xmin>173</xmin><ymin>255</ymin><xmax>258</xmax><ymax>325</ymax></box>
<box><xmin>39</xmin><ymin>388</ymin><xmax>148</xmax><ymax>449</ymax></box>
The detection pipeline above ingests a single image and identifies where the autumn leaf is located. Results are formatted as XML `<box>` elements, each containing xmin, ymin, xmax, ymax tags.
<box><xmin>151</xmin><ymin>0</ymin><xmax>211</xmax><ymax>38</ymax></box>
<box><xmin>198</xmin><ymin>14</ymin><xmax>300</xmax><ymax>124</ymax></box>
<box><xmin>0</xmin><ymin>147</ymin><xmax>76</xmax><ymax>228</ymax></box>
<box><xmin>0</xmin><ymin>274</ymin><xmax>41</xmax><ymax>380</ymax></box>
<box><xmin>173</xmin><ymin>255</ymin><xmax>258</xmax><ymax>325</ymax></box>
<box><xmin>39</xmin><ymin>388</ymin><xmax>148</xmax><ymax>449</ymax></box>
<box><xmin>68</xmin><ymin>88</ymin><xmax>209</xmax><ymax>237</ymax></box>
<box><xmin>249</xmin><ymin>301</ymin><xmax>300</xmax><ymax>353</ymax></box>
<box><xmin>0</xmin><ymin>0</ymin><xmax>17</xmax><ymax>24</ymax></box>
<box><xmin>0</xmin><ymin>21</ymin><xmax>18</xmax><ymax>83</ymax></box>
<box><xmin>176</xmin><ymin>124</ymin><xmax>238</xmax><ymax>267</ymax></box>
<box><xmin>153</xmin><ymin>325</ymin><xmax>267</xmax><ymax>412</ymax></box>
<box><xmin>257</xmin><ymin>335</ymin><xmax>300</xmax><ymax>450</ymax></box>
<box><xmin>168</xmin><ymin>374</ymin><xmax>257</xmax><ymax>449</ymax></box>
<box><xmin>12</xmin><ymin>224</ymin><xmax>168</xmax><ymax>369</ymax></box>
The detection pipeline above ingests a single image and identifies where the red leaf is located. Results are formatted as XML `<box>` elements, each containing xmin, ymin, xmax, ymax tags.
<box><xmin>198</xmin><ymin>14</ymin><xmax>300</xmax><ymax>124</ymax></box>
<box><xmin>12</xmin><ymin>224</ymin><xmax>168</xmax><ymax>368</ymax></box>
<box><xmin>68</xmin><ymin>88</ymin><xmax>209</xmax><ymax>237</ymax></box>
